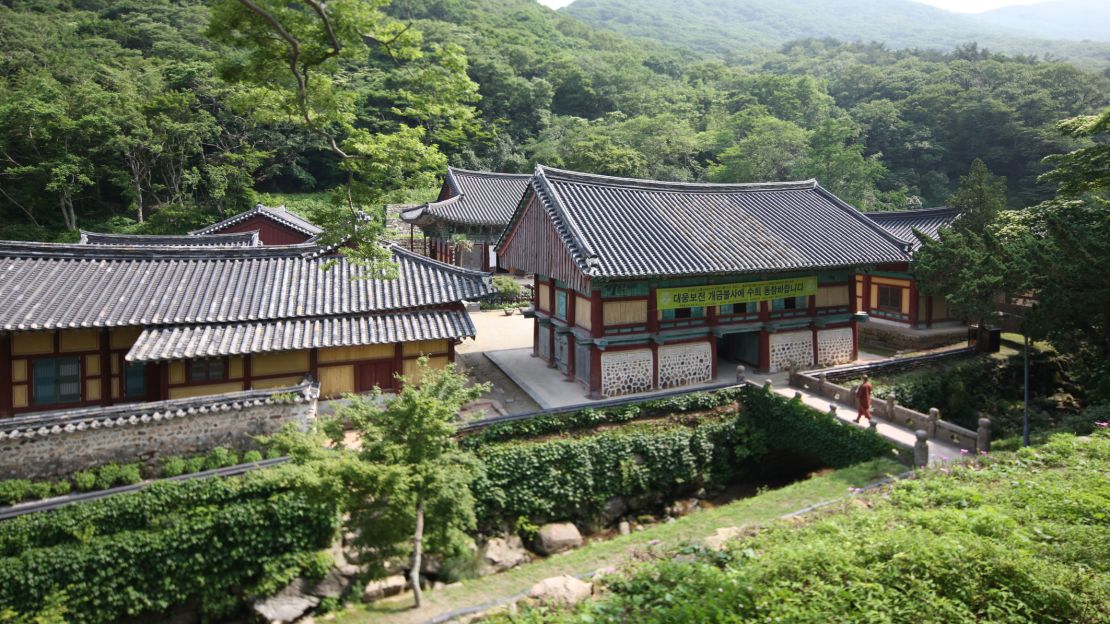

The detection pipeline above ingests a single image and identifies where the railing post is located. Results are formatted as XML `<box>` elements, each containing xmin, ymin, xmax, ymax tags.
<box><xmin>914</xmin><ymin>430</ymin><xmax>929</xmax><ymax>468</ymax></box>
<box><xmin>763</xmin><ymin>379</ymin><xmax>773</xmax><ymax>393</ymax></box>
<box><xmin>977</xmin><ymin>417</ymin><xmax>992</xmax><ymax>454</ymax></box>
<box><xmin>869</xmin><ymin>419</ymin><xmax>878</xmax><ymax>431</ymax></box>
<box><xmin>817</xmin><ymin>372</ymin><xmax>826</xmax><ymax>395</ymax></box>
<box><xmin>793</xmin><ymin>391</ymin><xmax>803</xmax><ymax>401</ymax></box>
<box><xmin>886</xmin><ymin>394</ymin><xmax>898</xmax><ymax>420</ymax></box>
<box><xmin>736</xmin><ymin>365</ymin><xmax>746</xmax><ymax>385</ymax></box>
<box><xmin>828</xmin><ymin>404</ymin><xmax>837</xmax><ymax>418</ymax></box>
<box><xmin>927</xmin><ymin>408</ymin><xmax>939</xmax><ymax>439</ymax></box>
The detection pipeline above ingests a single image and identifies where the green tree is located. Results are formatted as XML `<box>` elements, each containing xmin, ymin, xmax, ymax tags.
<box><xmin>800</xmin><ymin>118</ymin><xmax>888</xmax><ymax>208</ymax></box>
<box><xmin>334</xmin><ymin>359</ymin><xmax>489</xmax><ymax>608</ymax></box>
<box><xmin>708</xmin><ymin>116</ymin><xmax>809</xmax><ymax>182</ymax></box>
<box><xmin>913</xmin><ymin>159</ymin><xmax>1013</xmax><ymax>326</ymax></box>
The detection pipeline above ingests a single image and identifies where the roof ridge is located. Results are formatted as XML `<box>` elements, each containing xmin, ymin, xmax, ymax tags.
<box><xmin>190</xmin><ymin>203</ymin><xmax>323</xmax><ymax>236</ymax></box>
<box><xmin>537</xmin><ymin>165</ymin><xmax>819</xmax><ymax>193</ymax></box>
<box><xmin>388</xmin><ymin>242</ymin><xmax>492</xmax><ymax>278</ymax></box>
<box><xmin>446</xmin><ymin>166</ymin><xmax>534</xmax><ymax>179</ymax></box>
<box><xmin>864</xmin><ymin>206</ymin><xmax>959</xmax><ymax>217</ymax></box>
<box><xmin>0</xmin><ymin>239</ymin><xmax>321</xmax><ymax>259</ymax></box>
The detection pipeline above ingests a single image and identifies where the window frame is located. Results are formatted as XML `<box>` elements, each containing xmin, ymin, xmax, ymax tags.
<box><xmin>187</xmin><ymin>358</ymin><xmax>228</xmax><ymax>383</ymax></box>
<box><xmin>31</xmin><ymin>356</ymin><xmax>83</xmax><ymax>406</ymax></box>
<box><xmin>877</xmin><ymin>285</ymin><xmax>903</xmax><ymax>311</ymax></box>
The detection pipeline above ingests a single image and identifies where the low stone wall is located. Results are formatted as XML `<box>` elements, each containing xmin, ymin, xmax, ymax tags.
<box><xmin>859</xmin><ymin>322</ymin><xmax>967</xmax><ymax>352</ymax></box>
<box><xmin>819</xmin><ymin>347</ymin><xmax>976</xmax><ymax>383</ymax></box>
<box><xmin>0</xmin><ymin>384</ymin><xmax>318</xmax><ymax>480</ymax></box>
<box><xmin>789</xmin><ymin>371</ymin><xmax>981</xmax><ymax>452</ymax></box>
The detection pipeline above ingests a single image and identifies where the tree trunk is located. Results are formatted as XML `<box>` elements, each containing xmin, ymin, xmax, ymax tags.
<box><xmin>410</xmin><ymin>496</ymin><xmax>424</xmax><ymax>609</ymax></box>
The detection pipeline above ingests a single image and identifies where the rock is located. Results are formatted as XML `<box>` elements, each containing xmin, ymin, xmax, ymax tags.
<box><xmin>362</xmin><ymin>575</ymin><xmax>408</xmax><ymax>602</ymax></box>
<box><xmin>308</xmin><ymin>568</ymin><xmax>352</xmax><ymax>600</ymax></box>
<box><xmin>618</xmin><ymin>521</ymin><xmax>631</xmax><ymax>536</ymax></box>
<box><xmin>666</xmin><ymin>498</ymin><xmax>699</xmax><ymax>518</ymax></box>
<box><xmin>252</xmin><ymin>578</ymin><xmax>320</xmax><ymax>623</ymax></box>
<box><xmin>672</xmin><ymin>553</ymin><xmax>697</xmax><ymax>564</ymax></box>
<box><xmin>527</xmin><ymin>575</ymin><xmax>593</xmax><ymax>606</ymax></box>
<box><xmin>626</xmin><ymin>491</ymin><xmax>661</xmax><ymax>512</ymax></box>
<box><xmin>599</xmin><ymin>496</ymin><xmax>627</xmax><ymax>526</ymax></box>
<box><xmin>533</xmin><ymin>522</ymin><xmax>583</xmax><ymax>555</ymax></box>
<box><xmin>479</xmin><ymin>535</ymin><xmax>530</xmax><ymax>575</ymax></box>
<box><xmin>418</xmin><ymin>553</ymin><xmax>443</xmax><ymax>576</ymax></box>
<box><xmin>328</xmin><ymin>541</ymin><xmax>360</xmax><ymax>577</ymax></box>
<box><xmin>703</xmin><ymin>527</ymin><xmax>743</xmax><ymax>552</ymax></box>
<box><xmin>636</xmin><ymin>514</ymin><xmax>657</xmax><ymax>525</ymax></box>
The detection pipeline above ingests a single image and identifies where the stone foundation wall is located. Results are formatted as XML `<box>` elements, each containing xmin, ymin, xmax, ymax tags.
<box><xmin>769</xmin><ymin>330</ymin><xmax>814</xmax><ymax>373</ymax></box>
<box><xmin>600</xmin><ymin>349</ymin><xmax>653</xmax><ymax>398</ymax></box>
<box><xmin>657</xmin><ymin>342</ymin><xmax>713</xmax><ymax>389</ymax></box>
<box><xmin>859</xmin><ymin>323</ymin><xmax>967</xmax><ymax>352</ymax></box>
<box><xmin>816</xmin><ymin>328</ymin><xmax>854</xmax><ymax>367</ymax></box>
<box><xmin>0</xmin><ymin>386</ymin><xmax>317</xmax><ymax>480</ymax></box>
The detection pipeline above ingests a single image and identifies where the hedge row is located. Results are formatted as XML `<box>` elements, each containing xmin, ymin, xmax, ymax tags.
<box><xmin>472</xmin><ymin>413</ymin><xmax>763</xmax><ymax>529</ymax></box>
<box><xmin>0</xmin><ymin>464</ymin><xmax>338</xmax><ymax>623</ymax></box>
<box><xmin>461</xmin><ymin>388</ymin><xmax>743</xmax><ymax>448</ymax></box>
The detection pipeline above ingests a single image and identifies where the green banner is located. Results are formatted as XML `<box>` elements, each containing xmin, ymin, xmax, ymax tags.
<box><xmin>656</xmin><ymin>277</ymin><xmax>817</xmax><ymax>310</ymax></box>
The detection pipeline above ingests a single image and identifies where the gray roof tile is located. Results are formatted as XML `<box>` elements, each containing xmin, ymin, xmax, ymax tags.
<box><xmin>499</xmin><ymin>166</ymin><xmax>912</xmax><ymax>280</ymax></box>
<box><xmin>126</xmin><ymin>309</ymin><xmax>474</xmax><ymax>361</ymax></box>
<box><xmin>191</xmin><ymin>204</ymin><xmax>324</xmax><ymax>237</ymax></box>
<box><xmin>0</xmin><ymin>242</ymin><xmax>490</xmax><ymax>331</ymax></box>
<box><xmin>79</xmin><ymin>230</ymin><xmax>261</xmax><ymax>247</ymax></box>
<box><xmin>863</xmin><ymin>207</ymin><xmax>959</xmax><ymax>252</ymax></box>
<box><xmin>402</xmin><ymin>167</ymin><xmax>532</xmax><ymax>228</ymax></box>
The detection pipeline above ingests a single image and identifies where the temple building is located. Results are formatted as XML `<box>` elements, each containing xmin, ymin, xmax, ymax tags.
<box><xmin>191</xmin><ymin>203</ymin><xmax>324</xmax><ymax>245</ymax></box>
<box><xmin>860</xmin><ymin>207</ymin><xmax>960</xmax><ymax>329</ymax></box>
<box><xmin>497</xmin><ymin>166</ymin><xmax>911</xmax><ymax>399</ymax></box>
<box><xmin>401</xmin><ymin>167</ymin><xmax>533</xmax><ymax>271</ymax></box>
<box><xmin>0</xmin><ymin>239</ymin><xmax>489</xmax><ymax>418</ymax></box>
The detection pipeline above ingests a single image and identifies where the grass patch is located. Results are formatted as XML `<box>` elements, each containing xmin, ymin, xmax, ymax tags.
<box><xmin>331</xmin><ymin>458</ymin><xmax>902</xmax><ymax>624</ymax></box>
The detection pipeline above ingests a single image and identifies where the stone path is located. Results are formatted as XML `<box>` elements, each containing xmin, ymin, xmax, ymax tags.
<box><xmin>763</xmin><ymin>371</ymin><xmax>964</xmax><ymax>465</ymax></box>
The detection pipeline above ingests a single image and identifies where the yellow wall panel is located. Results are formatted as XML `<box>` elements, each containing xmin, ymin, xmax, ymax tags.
<box><xmin>403</xmin><ymin>339</ymin><xmax>448</xmax><ymax>356</ymax></box>
<box><xmin>251</xmin><ymin>375</ymin><xmax>302</xmax><ymax>390</ymax></box>
<box><xmin>933</xmin><ymin>296</ymin><xmax>950</xmax><ymax>320</ymax></box>
<box><xmin>900</xmin><ymin>290</ymin><xmax>911</xmax><ymax>315</ymax></box>
<box><xmin>110</xmin><ymin>356</ymin><xmax>120</xmax><ymax>375</ymax></box>
<box><xmin>229</xmin><ymin>356</ymin><xmax>244</xmax><ymax>379</ymax></box>
<box><xmin>575</xmin><ymin>297</ymin><xmax>592</xmax><ymax>331</ymax></box>
<box><xmin>11</xmin><ymin>360</ymin><xmax>27</xmax><ymax>383</ymax></box>
<box><xmin>870</xmin><ymin>276</ymin><xmax>911</xmax><ymax>288</ymax></box>
<box><xmin>111</xmin><ymin>377</ymin><xmax>120</xmax><ymax>399</ymax></box>
<box><xmin>169</xmin><ymin>382</ymin><xmax>243</xmax><ymax>399</ymax></box>
<box><xmin>12</xmin><ymin>332</ymin><xmax>54</xmax><ymax>356</ymax></box>
<box><xmin>110</xmin><ymin>327</ymin><xmax>142</xmax><ymax>349</ymax></box>
<box><xmin>169</xmin><ymin>361</ymin><xmax>185</xmax><ymax>385</ymax></box>
<box><xmin>319</xmin><ymin>365</ymin><xmax>355</xmax><ymax>396</ymax></box>
<box><xmin>13</xmin><ymin>385</ymin><xmax>28</xmax><ymax>408</ymax></box>
<box><xmin>252</xmin><ymin>351</ymin><xmax>310</xmax><ymax>376</ymax></box>
<box><xmin>538</xmin><ymin>284</ymin><xmax>550</xmax><ymax>312</ymax></box>
<box><xmin>85</xmin><ymin>354</ymin><xmax>100</xmax><ymax>376</ymax></box>
<box><xmin>318</xmin><ymin>344</ymin><xmax>394</xmax><ymax>363</ymax></box>
<box><xmin>869</xmin><ymin>286</ymin><xmax>878</xmax><ymax>309</ymax></box>
<box><xmin>85</xmin><ymin>379</ymin><xmax>100</xmax><ymax>401</ymax></box>
<box><xmin>604</xmin><ymin>300</ymin><xmax>647</xmax><ymax>326</ymax></box>
<box><xmin>402</xmin><ymin>355</ymin><xmax>449</xmax><ymax>384</ymax></box>
<box><xmin>60</xmin><ymin>329</ymin><xmax>98</xmax><ymax>352</ymax></box>
<box><xmin>816</xmin><ymin>285</ymin><xmax>850</xmax><ymax>308</ymax></box>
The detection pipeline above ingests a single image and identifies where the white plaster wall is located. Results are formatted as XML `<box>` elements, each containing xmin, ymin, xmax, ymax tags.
<box><xmin>816</xmin><ymin>327</ymin><xmax>855</xmax><ymax>367</ymax></box>
<box><xmin>657</xmin><ymin>342</ymin><xmax>713</xmax><ymax>389</ymax></box>
<box><xmin>600</xmin><ymin>349</ymin><xmax>653</xmax><ymax>397</ymax></box>
<box><xmin>768</xmin><ymin>330</ymin><xmax>814</xmax><ymax>373</ymax></box>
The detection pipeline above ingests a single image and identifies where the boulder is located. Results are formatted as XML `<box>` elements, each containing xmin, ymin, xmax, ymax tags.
<box><xmin>362</xmin><ymin>575</ymin><xmax>408</xmax><ymax>602</ymax></box>
<box><xmin>533</xmin><ymin>522</ymin><xmax>583</xmax><ymax>555</ymax></box>
<box><xmin>479</xmin><ymin>535</ymin><xmax>530</xmax><ymax>575</ymax></box>
<box><xmin>252</xmin><ymin>578</ymin><xmax>320</xmax><ymax>624</ymax></box>
<box><xmin>308</xmin><ymin>568</ymin><xmax>353</xmax><ymax>600</ymax></box>
<box><xmin>599</xmin><ymin>496</ymin><xmax>627</xmax><ymax>526</ymax></box>
<box><xmin>665</xmin><ymin>498</ymin><xmax>699</xmax><ymax>518</ymax></box>
<box><xmin>618</xmin><ymin>521</ymin><xmax>631</xmax><ymax>536</ymax></box>
<box><xmin>527</xmin><ymin>575</ymin><xmax>593</xmax><ymax>606</ymax></box>
<box><xmin>703</xmin><ymin>526</ymin><xmax>759</xmax><ymax>551</ymax></box>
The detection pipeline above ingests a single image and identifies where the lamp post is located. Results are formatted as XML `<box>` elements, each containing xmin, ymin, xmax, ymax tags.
<box><xmin>996</xmin><ymin>310</ymin><xmax>1030</xmax><ymax>447</ymax></box>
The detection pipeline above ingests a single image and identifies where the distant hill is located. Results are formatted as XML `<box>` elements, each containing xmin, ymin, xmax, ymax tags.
<box><xmin>562</xmin><ymin>0</ymin><xmax>1110</xmax><ymax>69</ymax></box>
<box><xmin>971</xmin><ymin>0</ymin><xmax>1110</xmax><ymax>42</ymax></box>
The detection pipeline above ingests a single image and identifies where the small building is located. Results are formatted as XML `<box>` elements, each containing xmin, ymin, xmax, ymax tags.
<box><xmin>860</xmin><ymin>207</ymin><xmax>960</xmax><ymax>329</ymax></box>
<box><xmin>401</xmin><ymin>167</ymin><xmax>533</xmax><ymax>271</ymax></box>
<box><xmin>0</xmin><ymin>239</ymin><xmax>490</xmax><ymax>418</ymax></box>
<box><xmin>497</xmin><ymin>166</ymin><xmax>910</xmax><ymax>399</ymax></box>
<box><xmin>191</xmin><ymin>203</ymin><xmax>324</xmax><ymax>245</ymax></box>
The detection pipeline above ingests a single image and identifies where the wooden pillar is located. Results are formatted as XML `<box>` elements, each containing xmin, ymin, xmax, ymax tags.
<box><xmin>651</xmin><ymin>343</ymin><xmax>659</xmax><ymax>389</ymax></box>
<box><xmin>851</xmin><ymin>320</ymin><xmax>859</xmax><ymax>361</ymax></box>
<box><xmin>862</xmin><ymin>275</ymin><xmax>872</xmax><ymax>314</ymax></box>
<box><xmin>707</xmin><ymin>304</ymin><xmax>718</xmax><ymax>327</ymax></box>
<box><xmin>647</xmin><ymin>287</ymin><xmax>659</xmax><ymax>333</ymax></box>
<box><xmin>709</xmin><ymin>337</ymin><xmax>718</xmax><ymax>381</ymax></box>
<box><xmin>565</xmin><ymin>334</ymin><xmax>576</xmax><ymax>381</ymax></box>
<box><xmin>99</xmin><ymin>329</ymin><xmax>111</xmax><ymax>406</ymax></box>
<box><xmin>393</xmin><ymin>343</ymin><xmax>404</xmax><ymax>388</ymax></box>
<box><xmin>309</xmin><ymin>348</ymin><xmax>319</xmax><ymax>383</ymax></box>
<box><xmin>0</xmin><ymin>334</ymin><xmax>11</xmax><ymax>417</ymax></box>
<box><xmin>758</xmin><ymin>328</ymin><xmax>771</xmax><ymax>373</ymax></box>
<box><xmin>565</xmin><ymin>291</ymin><xmax>576</xmax><ymax>380</ymax></box>
<box><xmin>448</xmin><ymin>340</ymin><xmax>456</xmax><ymax>363</ymax></box>
<box><xmin>547</xmin><ymin>325</ymin><xmax>557</xmax><ymax>368</ymax></box>
<box><xmin>759</xmin><ymin>300</ymin><xmax>770</xmax><ymax>322</ymax></box>
<box><xmin>590</xmin><ymin>289</ymin><xmax>603</xmax><ymax>338</ymax></box>
<box><xmin>926</xmin><ymin>295</ymin><xmax>934</xmax><ymax>329</ymax></box>
<box><xmin>244</xmin><ymin>353</ymin><xmax>253</xmax><ymax>390</ymax></box>
<box><xmin>589</xmin><ymin>346</ymin><xmax>603</xmax><ymax>399</ymax></box>
<box><xmin>811</xmin><ymin>325</ymin><xmax>819</xmax><ymax>368</ymax></box>
<box><xmin>849</xmin><ymin>275</ymin><xmax>858</xmax><ymax>313</ymax></box>
<box><xmin>807</xmin><ymin>294</ymin><xmax>817</xmax><ymax>317</ymax></box>
<box><xmin>158</xmin><ymin>363</ymin><xmax>169</xmax><ymax>401</ymax></box>
<box><xmin>909</xmin><ymin>281</ymin><xmax>920</xmax><ymax>328</ymax></box>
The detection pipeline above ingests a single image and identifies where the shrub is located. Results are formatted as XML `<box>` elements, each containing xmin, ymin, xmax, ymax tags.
<box><xmin>182</xmin><ymin>456</ymin><xmax>206</xmax><ymax>474</ymax></box>
<box><xmin>0</xmin><ymin>463</ymin><xmax>338</xmax><ymax>623</ymax></box>
<box><xmin>160</xmin><ymin>457</ymin><xmax>188</xmax><ymax>478</ymax></box>
<box><xmin>0</xmin><ymin>480</ymin><xmax>31</xmax><ymax>506</ymax></box>
<box><xmin>116</xmin><ymin>463</ymin><xmax>143</xmax><ymax>486</ymax></box>
<box><xmin>491</xmin><ymin>275</ymin><xmax>523</xmax><ymax>299</ymax></box>
<box><xmin>242</xmin><ymin>450</ymin><xmax>264</xmax><ymax>463</ymax></box>
<box><xmin>203</xmin><ymin>447</ymin><xmax>239</xmax><ymax>470</ymax></box>
<box><xmin>50</xmin><ymin>481</ymin><xmax>71</xmax><ymax>497</ymax></box>
<box><xmin>73</xmin><ymin>471</ymin><xmax>97</xmax><ymax>492</ymax></box>
<box><xmin>26</xmin><ymin>482</ymin><xmax>53</xmax><ymax>501</ymax></box>
<box><xmin>94</xmin><ymin>464</ymin><xmax>122</xmax><ymax>490</ymax></box>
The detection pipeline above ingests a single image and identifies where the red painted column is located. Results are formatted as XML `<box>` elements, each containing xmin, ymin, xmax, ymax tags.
<box><xmin>99</xmin><ymin>329</ymin><xmax>111</xmax><ymax>406</ymax></box>
<box><xmin>448</xmin><ymin>340</ymin><xmax>456</xmax><ymax>364</ymax></box>
<box><xmin>565</xmin><ymin>290</ymin><xmax>576</xmax><ymax>380</ymax></box>
<box><xmin>393</xmin><ymin>343</ymin><xmax>404</xmax><ymax>388</ymax></box>
<box><xmin>709</xmin><ymin>337</ymin><xmax>718</xmax><ymax>381</ymax></box>
<box><xmin>851</xmin><ymin>320</ymin><xmax>859</xmax><ymax>361</ymax></box>
<box><xmin>309</xmin><ymin>348</ymin><xmax>319</xmax><ymax>382</ymax></box>
<box><xmin>244</xmin><ymin>353</ymin><xmax>253</xmax><ymax>390</ymax></box>
<box><xmin>926</xmin><ymin>296</ymin><xmax>934</xmax><ymax>328</ymax></box>
<box><xmin>158</xmin><ymin>363</ymin><xmax>169</xmax><ymax>400</ymax></box>
<box><xmin>589</xmin><ymin>346</ymin><xmax>603</xmax><ymax>399</ymax></box>
<box><xmin>909</xmin><ymin>281</ymin><xmax>920</xmax><ymax>327</ymax></box>
<box><xmin>849</xmin><ymin>276</ymin><xmax>858</xmax><ymax>313</ymax></box>
<box><xmin>0</xmin><ymin>334</ymin><xmax>12</xmax><ymax>417</ymax></box>
<box><xmin>590</xmin><ymin>289</ymin><xmax>603</xmax><ymax>338</ymax></box>
<box><xmin>811</xmin><ymin>326</ymin><xmax>819</xmax><ymax>368</ymax></box>
<box><xmin>651</xmin><ymin>343</ymin><xmax>659</xmax><ymax>389</ymax></box>
<box><xmin>862</xmin><ymin>275</ymin><xmax>872</xmax><ymax>315</ymax></box>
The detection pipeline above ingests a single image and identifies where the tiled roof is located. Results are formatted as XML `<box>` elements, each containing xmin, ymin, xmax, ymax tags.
<box><xmin>863</xmin><ymin>207</ymin><xmax>959</xmax><ymax>252</ymax></box>
<box><xmin>401</xmin><ymin>167</ymin><xmax>532</xmax><ymax>228</ymax></box>
<box><xmin>191</xmin><ymin>204</ymin><xmax>324</xmax><ymax>237</ymax></box>
<box><xmin>0</xmin><ymin>383</ymin><xmax>317</xmax><ymax>440</ymax></box>
<box><xmin>0</xmin><ymin>242</ymin><xmax>490</xmax><ymax>331</ymax></box>
<box><xmin>126</xmin><ymin>309</ymin><xmax>475</xmax><ymax>361</ymax></box>
<box><xmin>79</xmin><ymin>230</ymin><xmax>261</xmax><ymax>247</ymax></box>
<box><xmin>499</xmin><ymin>166</ymin><xmax>911</xmax><ymax>280</ymax></box>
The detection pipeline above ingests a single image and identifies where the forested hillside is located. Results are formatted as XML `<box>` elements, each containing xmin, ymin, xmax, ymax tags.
<box><xmin>1</xmin><ymin>0</ymin><xmax>1107</xmax><ymax>241</ymax></box>
<box><xmin>973</xmin><ymin>0</ymin><xmax>1110</xmax><ymax>43</ymax></box>
<box><xmin>563</xmin><ymin>0</ymin><xmax>1110</xmax><ymax>69</ymax></box>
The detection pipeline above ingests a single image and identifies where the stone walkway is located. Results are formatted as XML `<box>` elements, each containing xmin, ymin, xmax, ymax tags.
<box><xmin>763</xmin><ymin>371</ymin><xmax>964</xmax><ymax>465</ymax></box>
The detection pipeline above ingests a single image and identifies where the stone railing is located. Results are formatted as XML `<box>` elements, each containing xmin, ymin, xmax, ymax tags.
<box><xmin>0</xmin><ymin>382</ymin><xmax>319</xmax><ymax>480</ymax></box>
<box><xmin>789</xmin><ymin>370</ymin><xmax>985</xmax><ymax>454</ymax></box>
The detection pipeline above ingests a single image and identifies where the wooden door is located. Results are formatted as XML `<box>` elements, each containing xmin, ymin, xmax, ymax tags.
<box><xmin>356</xmin><ymin>361</ymin><xmax>397</xmax><ymax>392</ymax></box>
